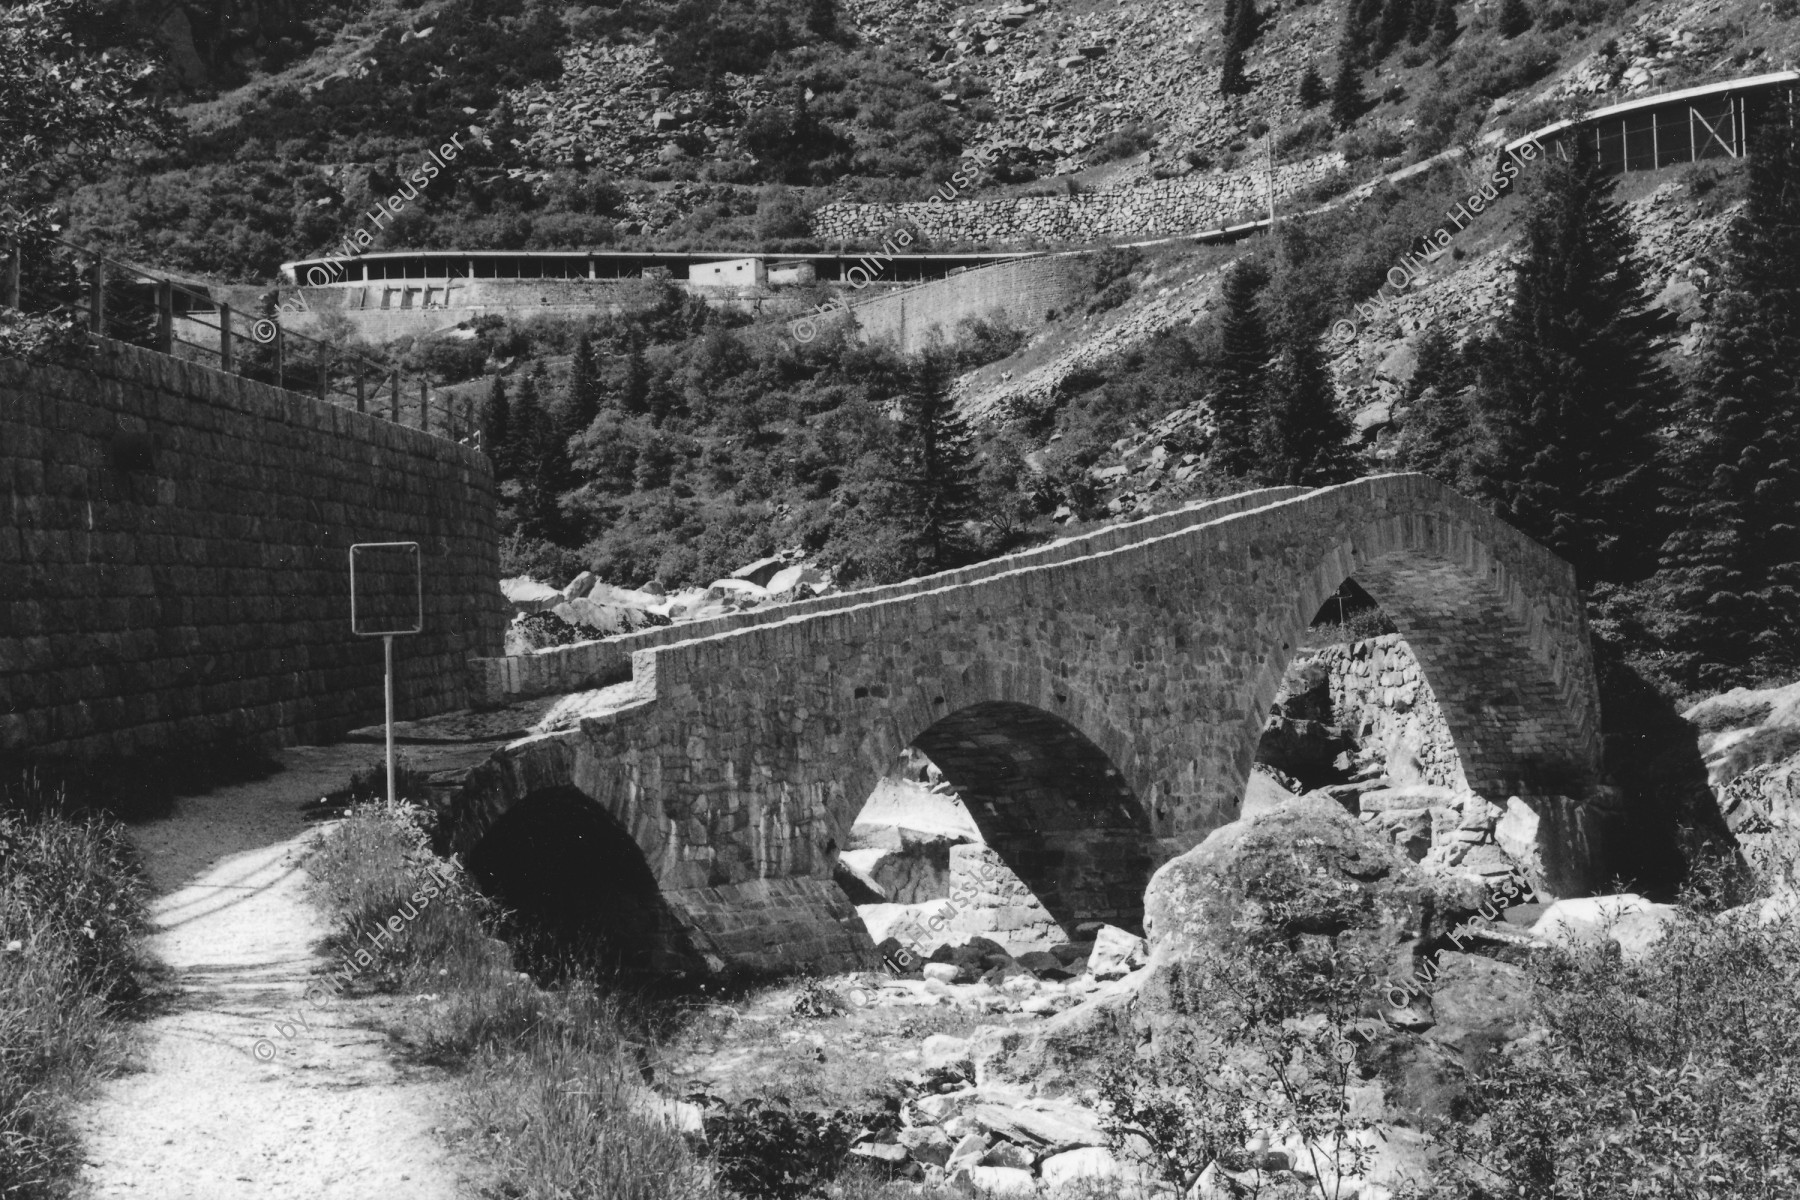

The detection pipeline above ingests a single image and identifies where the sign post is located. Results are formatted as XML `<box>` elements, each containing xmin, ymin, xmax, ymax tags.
<box><xmin>349</xmin><ymin>542</ymin><xmax>423</xmax><ymax>807</ymax></box>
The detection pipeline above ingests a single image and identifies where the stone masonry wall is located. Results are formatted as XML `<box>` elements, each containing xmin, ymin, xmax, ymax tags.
<box><xmin>1</xmin><ymin>341</ymin><xmax>508</xmax><ymax>757</ymax></box>
<box><xmin>840</xmin><ymin>254</ymin><xmax>1091</xmax><ymax>355</ymax></box>
<box><xmin>809</xmin><ymin>154</ymin><xmax>1344</xmax><ymax>246</ymax></box>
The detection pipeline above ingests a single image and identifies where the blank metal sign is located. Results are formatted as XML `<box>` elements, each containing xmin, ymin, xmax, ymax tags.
<box><xmin>349</xmin><ymin>542</ymin><xmax>423</xmax><ymax>636</ymax></box>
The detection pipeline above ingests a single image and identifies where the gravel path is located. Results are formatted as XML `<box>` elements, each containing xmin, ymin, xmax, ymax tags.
<box><xmin>74</xmin><ymin>744</ymin><xmax>476</xmax><ymax>1200</ymax></box>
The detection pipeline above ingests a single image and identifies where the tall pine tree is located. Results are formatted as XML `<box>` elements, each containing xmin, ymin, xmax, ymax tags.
<box><xmin>1211</xmin><ymin>261</ymin><xmax>1273</xmax><ymax>480</ymax></box>
<box><xmin>620</xmin><ymin>330</ymin><xmax>650</xmax><ymax>415</ymax></box>
<box><xmin>1654</xmin><ymin>97</ymin><xmax>1800</xmax><ymax>680</ymax></box>
<box><xmin>1330</xmin><ymin>55</ymin><xmax>1366</xmax><ymax>128</ymax></box>
<box><xmin>1407</xmin><ymin>0</ymin><xmax>1436</xmax><ymax>43</ymax></box>
<box><xmin>1297</xmin><ymin>64</ymin><xmax>1328</xmax><ymax>108</ymax></box>
<box><xmin>1263</xmin><ymin>334</ymin><xmax>1355</xmax><ymax>486</ymax></box>
<box><xmin>873</xmin><ymin>348</ymin><xmax>981</xmax><ymax>579</ymax></box>
<box><xmin>484</xmin><ymin>374</ymin><xmax>511</xmax><ymax>478</ymax></box>
<box><xmin>1430</xmin><ymin>0</ymin><xmax>1459</xmax><ymax>49</ymax></box>
<box><xmin>511</xmin><ymin>374</ymin><xmax>570</xmax><ymax>541</ymax></box>
<box><xmin>566</xmin><ymin>332</ymin><xmax>603</xmax><ymax>435</ymax></box>
<box><xmin>1220</xmin><ymin>0</ymin><xmax>1260</xmax><ymax>95</ymax></box>
<box><xmin>1465</xmin><ymin>138</ymin><xmax>1670</xmax><ymax>586</ymax></box>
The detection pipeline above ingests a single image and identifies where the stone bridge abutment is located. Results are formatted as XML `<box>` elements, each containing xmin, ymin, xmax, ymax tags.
<box><xmin>447</xmin><ymin>474</ymin><xmax>1616</xmax><ymax>975</ymax></box>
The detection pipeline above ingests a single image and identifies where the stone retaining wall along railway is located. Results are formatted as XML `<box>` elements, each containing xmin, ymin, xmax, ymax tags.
<box><xmin>1</xmin><ymin>341</ymin><xmax>507</xmax><ymax>758</ymax></box>
<box><xmin>809</xmin><ymin>153</ymin><xmax>1344</xmax><ymax>246</ymax></box>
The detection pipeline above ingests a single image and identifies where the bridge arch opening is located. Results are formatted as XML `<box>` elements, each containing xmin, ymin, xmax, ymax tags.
<box><xmin>835</xmin><ymin>701</ymin><xmax>1157</xmax><ymax>953</ymax></box>
<box><xmin>1250</xmin><ymin>581</ymin><xmax>1469</xmax><ymax>827</ymax></box>
<box><xmin>465</xmin><ymin>786</ymin><xmax>695</xmax><ymax>977</ymax></box>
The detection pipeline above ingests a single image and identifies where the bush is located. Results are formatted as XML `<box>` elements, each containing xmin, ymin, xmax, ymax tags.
<box><xmin>1089</xmin><ymin>123</ymin><xmax>1156</xmax><ymax>164</ymax></box>
<box><xmin>1278</xmin><ymin>115</ymin><xmax>1337</xmax><ymax>160</ymax></box>
<box><xmin>1431</xmin><ymin>858</ymin><xmax>1800</xmax><ymax>1198</ymax></box>
<box><xmin>1098</xmin><ymin>934</ymin><xmax>1397</xmax><ymax>1195</ymax></box>
<box><xmin>0</xmin><ymin>770</ymin><xmax>150</xmax><ymax>1197</ymax></box>
<box><xmin>690</xmin><ymin>1093</ymin><xmax>859</xmax><ymax>1199</ymax></box>
<box><xmin>1078</xmin><ymin>246</ymin><xmax>1143</xmax><ymax>314</ymax></box>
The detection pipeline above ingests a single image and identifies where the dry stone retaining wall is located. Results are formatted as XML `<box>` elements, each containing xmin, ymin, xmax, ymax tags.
<box><xmin>448</xmin><ymin>475</ymin><xmax>1613</xmax><ymax>974</ymax></box>
<box><xmin>1308</xmin><ymin>634</ymin><xmax>1464</xmax><ymax>790</ymax></box>
<box><xmin>0</xmin><ymin>341</ymin><xmax>507</xmax><ymax>757</ymax></box>
<box><xmin>810</xmin><ymin>155</ymin><xmax>1345</xmax><ymax>246</ymax></box>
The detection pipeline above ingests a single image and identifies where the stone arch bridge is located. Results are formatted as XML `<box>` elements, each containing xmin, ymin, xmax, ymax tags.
<box><xmin>446</xmin><ymin>475</ymin><xmax>1613</xmax><ymax>974</ymax></box>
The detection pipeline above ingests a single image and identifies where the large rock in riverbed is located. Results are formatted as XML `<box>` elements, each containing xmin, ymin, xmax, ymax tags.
<box><xmin>1143</xmin><ymin>795</ymin><xmax>1484</xmax><ymax>965</ymax></box>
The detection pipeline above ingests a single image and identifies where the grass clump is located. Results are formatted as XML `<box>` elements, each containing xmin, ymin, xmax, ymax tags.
<box><xmin>305</xmin><ymin>799</ymin><xmax>720</xmax><ymax>1200</ymax></box>
<box><xmin>0</xmin><ymin>769</ymin><xmax>150</xmax><ymax>1199</ymax></box>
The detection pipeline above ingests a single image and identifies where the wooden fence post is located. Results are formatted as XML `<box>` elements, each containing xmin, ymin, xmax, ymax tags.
<box><xmin>154</xmin><ymin>280</ymin><xmax>173</xmax><ymax>354</ymax></box>
<box><xmin>88</xmin><ymin>259</ymin><xmax>105</xmax><ymax>336</ymax></box>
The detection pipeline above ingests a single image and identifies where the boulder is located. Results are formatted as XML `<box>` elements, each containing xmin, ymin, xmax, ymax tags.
<box><xmin>729</xmin><ymin>554</ymin><xmax>788</xmax><ymax>587</ymax></box>
<box><xmin>945</xmin><ymin>1131</ymin><xmax>988</xmax><ymax>1171</ymax></box>
<box><xmin>1495</xmin><ymin>795</ymin><xmax>1555</xmax><ymax>893</ymax></box>
<box><xmin>965</xmin><ymin>1165</ymin><xmax>1035</xmax><ymax>1195</ymax></box>
<box><xmin>1423</xmin><ymin>951</ymin><xmax>1535</xmax><ymax>1068</ymax></box>
<box><xmin>1040</xmin><ymin>1146</ymin><xmax>1120</xmax><ymax>1189</ymax></box>
<box><xmin>1241</xmin><ymin>765</ymin><xmax>1302</xmax><ymax>818</ymax></box>
<box><xmin>1530</xmin><ymin>894</ymin><xmax>1680</xmax><ymax>961</ymax></box>
<box><xmin>499</xmin><ymin>575</ymin><xmax>563</xmax><ymax>613</ymax></box>
<box><xmin>834</xmin><ymin>852</ymin><xmax>887</xmax><ymax>903</ymax></box>
<box><xmin>980</xmin><ymin>1142</ymin><xmax>1034</xmax><ymax>1169</ymax></box>
<box><xmin>971</xmin><ymin>1102</ymin><xmax>1107</xmax><ymax>1152</ymax></box>
<box><xmin>1143</xmin><ymin>795</ymin><xmax>1483</xmax><ymax>968</ymax></box>
<box><xmin>1087</xmin><ymin>925</ymin><xmax>1147</xmax><ymax>980</ymax></box>
<box><xmin>560</xmin><ymin>570</ymin><xmax>598</xmax><ymax>600</ymax></box>
<box><xmin>899</xmin><ymin>1125</ymin><xmax>951</xmax><ymax>1166</ymax></box>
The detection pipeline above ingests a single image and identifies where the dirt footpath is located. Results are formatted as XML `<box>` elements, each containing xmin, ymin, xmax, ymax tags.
<box><xmin>74</xmin><ymin>744</ymin><xmax>476</xmax><ymax>1200</ymax></box>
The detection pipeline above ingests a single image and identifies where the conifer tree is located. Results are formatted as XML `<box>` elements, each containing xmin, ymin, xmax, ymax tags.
<box><xmin>484</xmin><ymin>374</ymin><xmax>511</xmax><ymax>477</ymax></box>
<box><xmin>566</xmin><ymin>332</ymin><xmax>603</xmax><ymax>435</ymax></box>
<box><xmin>1496</xmin><ymin>0</ymin><xmax>1532</xmax><ymax>37</ymax></box>
<box><xmin>511</xmin><ymin>374</ymin><xmax>569</xmax><ymax>540</ymax></box>
<box><xmin>873</xmin><ymin>348</ymin><xmax>981</xmax><ymax>578</ymax></box>
<box><xmin>1654</xmin><ymin>97</ymin><xmax>1800</xmax><ymax>680</ymax></box>
<box><xmin>620</xmin><ymin>330</ymin><xmax>650</xmax><ymax>415</ymax></box>
<box><xmin>1220</xmin><ymin>0</ymin><xmax>1259</xmax><ymax>95</ymax></box>
<box><xmin>1407</xmin><ymin>0</ymin><xmax>1436</xmax><ymax>43</ymax></box>
<box><xmin>1377</xmin><ymin>0</ymin><xmax>1412</xmax><ymax>56</ymax></box>
<box><xmin>1297</xmin><ymin>65</ymin><xmax>1328</xmax><ymax>108</ymax></box>
<box><xmin>1221</xmin><ymin>40</ymin><xmax>1248</xmax><ymax>96</ymax></box>
<box><xmin>1465</xmin><ymin>139</ymin><xmax>1670</xmax><ymax>586</ymax></box>
<box><xmin>1263</xmin><ymin>335</ymin><xmax>1355</xmax><ymax>486</ymax></box>
<box><xmin>1330</xmin><ymin>55</ymin><xmax>1366</xmax><ymax>128</ymax></box>
<box><xmin>1430</xmin><ymin>0</ymin><xmax>1459</xmax><ymax>49</ymax></box>
<box><xmin>1210</xmin><ymin>261</ymin><xmax>1272</xmax><ymax>480</ymax></box>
